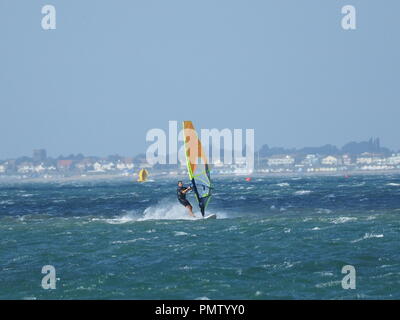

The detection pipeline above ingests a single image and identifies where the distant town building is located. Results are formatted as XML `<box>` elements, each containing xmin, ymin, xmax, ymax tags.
<box><xmin>342</xmin><ymin>154</ymin><xmax>352</xmax><ymax>166</ymax></box>
<box><xmin>115</xmin><ymin>158</ymin><xmax>135</xmax><ymax>170</ymax></box>
<box><xmin>33</xmin><ymin>164</ymin><xmax>46</xmax><ymax>173</ymax></box>
<box><xmin>301</xmin><ymin>154</ymin><xmax>319</xmax><ymax>166</ymax></box>
<box><xmin>5</xmin><ymin>160</ymin><xmax>16</xmax><ymax>171</ymax></box>
<box><xmin>76</xmin><ymin>159</ymin><xmax>93</xmax><ymax>171</ymax></box>
<box><xmin>315</xmin><ymin>167</ymin><xmax>337</xmax><ymax>172</ymax></box>
<box><xmin>268</xmin><ymin>155</ymin><xmax>295</xmax><ymax>166</ymax></box>
<box><xmin>17</xmin><ymin>162</ymin><xmax>35</xmax><ymax>173</ymax></box>
<box><xmin>92</xmin><ymin>162</ymin><xmax>115</xmax><ymax>172</ymax></box>
<box><xmin>33</xmin><ymin>149</ymin><xmax>47</xmax><ymax>162</ymax></box>
<box><xmin>387</xmin><ymin>154</ymin><xmax>400</xmax><ymax>165</ymax></box>
<box><xmin>356</xmin><ymin>153</ymin><xmax>385</xmax><ymax>166</ymax></box>
<box><xmin>93</xmin><ymin>162</ymin><xmax>104</xmax><ymax>172</ymax></box>
<box><xmin>57</xmin><ymin>160</ymin><xmax>73</xmax><ymax>170</ymax></box>
<box><xmin>356</xmin><ymin>155</ymin><xmax>373</xmax><ymax>165</ymax></box>
<box><xmin>321</xmin><ymin>156</ymin><xmax>338</xmax><ymax>166</ymax></box>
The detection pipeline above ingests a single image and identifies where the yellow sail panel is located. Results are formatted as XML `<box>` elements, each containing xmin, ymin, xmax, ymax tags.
<box><xmin>137</xmin><ymin>168</ymin><xmax>148</xmax><ymax>182</ymax></box>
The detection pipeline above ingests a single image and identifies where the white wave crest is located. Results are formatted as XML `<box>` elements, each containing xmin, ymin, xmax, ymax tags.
<box><xmin>174</xmin><ymin>231</ymin><xmax>191</xmax><ymax>236</ymax></box>
<box><xmin>315</xmin><ymin>280</ymin><xmax>341</xmax><ymax>288</ymax></box>
<box><xmin>102</xmin><ymin>211</ymin><xmax>140</xmax><ymax>224</ymax></box>
<box><xmin>111</xmin><ymin>238</ymin><xmax>149</xmax><ymax>244</ymax></box>
<box><xmin>331</xmin><ymin>217</ymin><xmax>357</xmax><ymax>224</ymax></box>
<box><xmin>294</xmin><ymin>190</ymin><xmax>312</xmax><ymax>195</ymax></box>
<box><xmin>351</xmin><ymin>233</ymin><xmax>384</xmax><ymax>243</ymax></box>
<box><xmin>140</xmin><ymin>198</ymin><xmax>228</xmax><ymax>220</ymax></box>
<box><xmin>316</xmin><ymin>208</ymin><xmax>332</xmax><ymax>214</ymax></box>
<box><xmin>277</xmin><ymin>183</ymin><xmax>290</xmax><ymax>187</ymax></box>
<box><xmin>99</xmin><ymin>198</ymin><xmax>228</xmax><ymax>223</ymax></box>
<box><xmin>139</xmin><ymin>200</ymin><xmax>196</xmax><ymax>221</ymax></box>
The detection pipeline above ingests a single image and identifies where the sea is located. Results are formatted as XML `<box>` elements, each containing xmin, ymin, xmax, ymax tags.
<box><xmin>1</xmin><ymin>174</ymin><xmax>399</xmax><ymax>299</ymax></box>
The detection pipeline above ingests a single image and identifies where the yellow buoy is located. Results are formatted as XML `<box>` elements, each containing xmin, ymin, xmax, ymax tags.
<box><xmin>137</xmin><ymin>168</ymin><xmax>148</xmax><ymax>182</ymax></box>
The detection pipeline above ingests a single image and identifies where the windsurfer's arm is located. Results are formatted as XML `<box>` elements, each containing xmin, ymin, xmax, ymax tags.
<box><xmin>182</xmin><ymin>187</ymin><xmax>192</xmax><ymax>194</ymax></box>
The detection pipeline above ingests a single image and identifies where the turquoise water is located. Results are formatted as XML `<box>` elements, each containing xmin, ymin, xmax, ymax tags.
<box><xmin>1</xmin><ymin>174</ymin><xmax>399</xmax><ymax>299</ymax></box>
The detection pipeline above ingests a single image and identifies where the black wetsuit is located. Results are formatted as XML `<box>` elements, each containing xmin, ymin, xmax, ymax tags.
<box><xmin>177</xmin><ymin>186</ymin><xmax>191</xmax><ymax>207</ymax></box>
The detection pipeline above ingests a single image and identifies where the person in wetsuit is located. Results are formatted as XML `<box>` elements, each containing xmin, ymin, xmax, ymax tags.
<box><xmin>177</xmin><ymin>181</ymin><xmax>195</xmax><ymax>217</ymax></box>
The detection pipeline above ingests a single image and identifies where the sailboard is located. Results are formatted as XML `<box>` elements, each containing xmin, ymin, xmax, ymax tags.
<box><xmin>182</xmin><ymin>121</ymin><xmax>213</xmax><ymax>217</ymax></box>
<box><xmin>193</xmin><ymin>213</ymin><xmax>216</xmax><ymax>220</ymax></box>
<box><xmin>137</xmin><ymin>168</ymin><xmax>149</xmax><ymax>182</ymax></box>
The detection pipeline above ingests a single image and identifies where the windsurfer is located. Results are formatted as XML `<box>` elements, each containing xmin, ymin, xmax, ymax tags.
<box><xmin>177</xmin><ymin>181</ymin><xmax>195</xmax><ymax>217</ymax></box>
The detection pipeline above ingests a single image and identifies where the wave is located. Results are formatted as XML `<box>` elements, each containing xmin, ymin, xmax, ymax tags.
<box><xmin>0</xmin><ymin>200</ymin><xmax>15</xmax><ymax>205</ymax></box>
<box><xmin>101</xmin><ymin>211</ymin><xmax>140</xmax><ymax>224</ymax></box>
<box><xmin>20</xmin><ymin>193</ymin><xmax>34</xmax><ymax>197</ymax></box>
<box><xmin>351</xmin><ymin>233</ymin><xmax>384</xmax><ymax>243</ymax></box>
<box><xmin>294</xmin><ymin>190</ymin><xmax>312</xmax><ymax>196</ymax></box>
<box><xmin>174</xmin><ymin>231</ymin><xmax>196</xmax><ymax>237</ymax></box>
<box><xmin>331</xmin><ymin>217</ymin><xmax>357</xmax><ymax>224</ymax></box>
<box><xmin>139</xmin><ymin>200</ymin><xmax>197</xmax><ymax>221</ymax></box>
<box><xmin>315</xmin><ymin>280</ymin><xmax>341</xmax><ymax>288</ymax></box>
<box><xmin>352</xmin><ymin>182</ymin><xmax>366</xmax><ymax>187</ymax></box>
<box><xmin>387</xmin><ymin>183</ymin><xmax>400</xmax><ymax>187</ymax></box>
<box><xmin>102</xmin><ymin>198</ymin><xmax>229</xmax><ymax>223</ymax></box>
<box><xmin>316</xmin><ymin>208</ymin><xmax>332</xmax><ymax>214</ymax></box>
<box><xmin>314</xmin><ymin>271</ymin><xmax>334</xmax><ymax>277</ymax></box>
<box><xmin>111</xmin><ymin>237</ymin><xmax>151</xmax><ymax>244</ymax></box>
<box><xmin>277</xmin><ymin>183</ymin><xmax>290</xmax><ymax>187</ymax></box>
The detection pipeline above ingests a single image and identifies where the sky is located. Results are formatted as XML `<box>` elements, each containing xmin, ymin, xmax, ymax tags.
<box><xmin>0</xmin><ymin>0</ymin><xmax>399</xmax><ymax>158</ymax></box>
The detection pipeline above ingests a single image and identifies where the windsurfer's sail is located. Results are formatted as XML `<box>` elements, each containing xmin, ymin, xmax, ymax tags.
<box><xmin>137</xmin><ymin>168</ymin><xmax>148</xmax><ymax>182</ymax></box>
<box><xmin>182</xmin><ymin>121</ymin><xmax>212</xmax><ymax>217</ymax></box>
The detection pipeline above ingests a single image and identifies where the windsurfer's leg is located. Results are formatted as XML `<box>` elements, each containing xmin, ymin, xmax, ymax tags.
<box><xmin>186</xmin><ymin>204</ymin><xmax>195</xmax><ymax>217</ymax></box>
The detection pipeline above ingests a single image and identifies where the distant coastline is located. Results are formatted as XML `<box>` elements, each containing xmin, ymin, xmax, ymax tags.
<box><xmin>1</xmin><ymin>138</ymin><xmax>400</xmax><ymax>182</ymax></box>
<box><xmin>1</xmin><ymin>168</ymin><xmax>400</xmax><ymax>184</ymax></box>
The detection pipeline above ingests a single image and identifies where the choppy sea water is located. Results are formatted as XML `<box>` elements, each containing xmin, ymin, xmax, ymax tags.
<box><xmin>1</xmin><ymin>174</ymin><xmax>399</xmax><ymax>299</ymax></box>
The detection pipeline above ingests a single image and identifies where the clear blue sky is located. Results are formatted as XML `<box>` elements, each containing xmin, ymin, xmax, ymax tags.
<box><xmin>0</xmin><ymin>0</ymin><xmax>399</xmax><ymax>158</ymax></box>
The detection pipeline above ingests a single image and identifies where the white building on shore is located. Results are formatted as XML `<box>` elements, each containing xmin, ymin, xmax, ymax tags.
<box><xmin>301</xmin><ymin>154</ymin><xmax>319</xmax><ymax>166</ymax></box>
<box><xmin>342</xmin><ymin>154</ymin><xmax>352</xmax><ymax>165</ymax></box>
<box><xmin>116</xmin><ymin>161</ymin><xmax>134</xmax><ymax>170</ymax></box>
<box><xmin>321</xmin><ymin>156</ymin><xmax>339</xmax><ymax>166</ymax></box>
<box><xmin>387</xmin><ymin>154</ymin><xmax>400</xmax><ymax>165</ymax></box>
<box><xmin>268</xmin><ymin>155</ymin><xmax>295</xmax><ymax>167</ymax></box>
<box><xmin>356</xmin><ymin>153</ymin><xmax>386</xmax><ymax>166</ymax></box>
